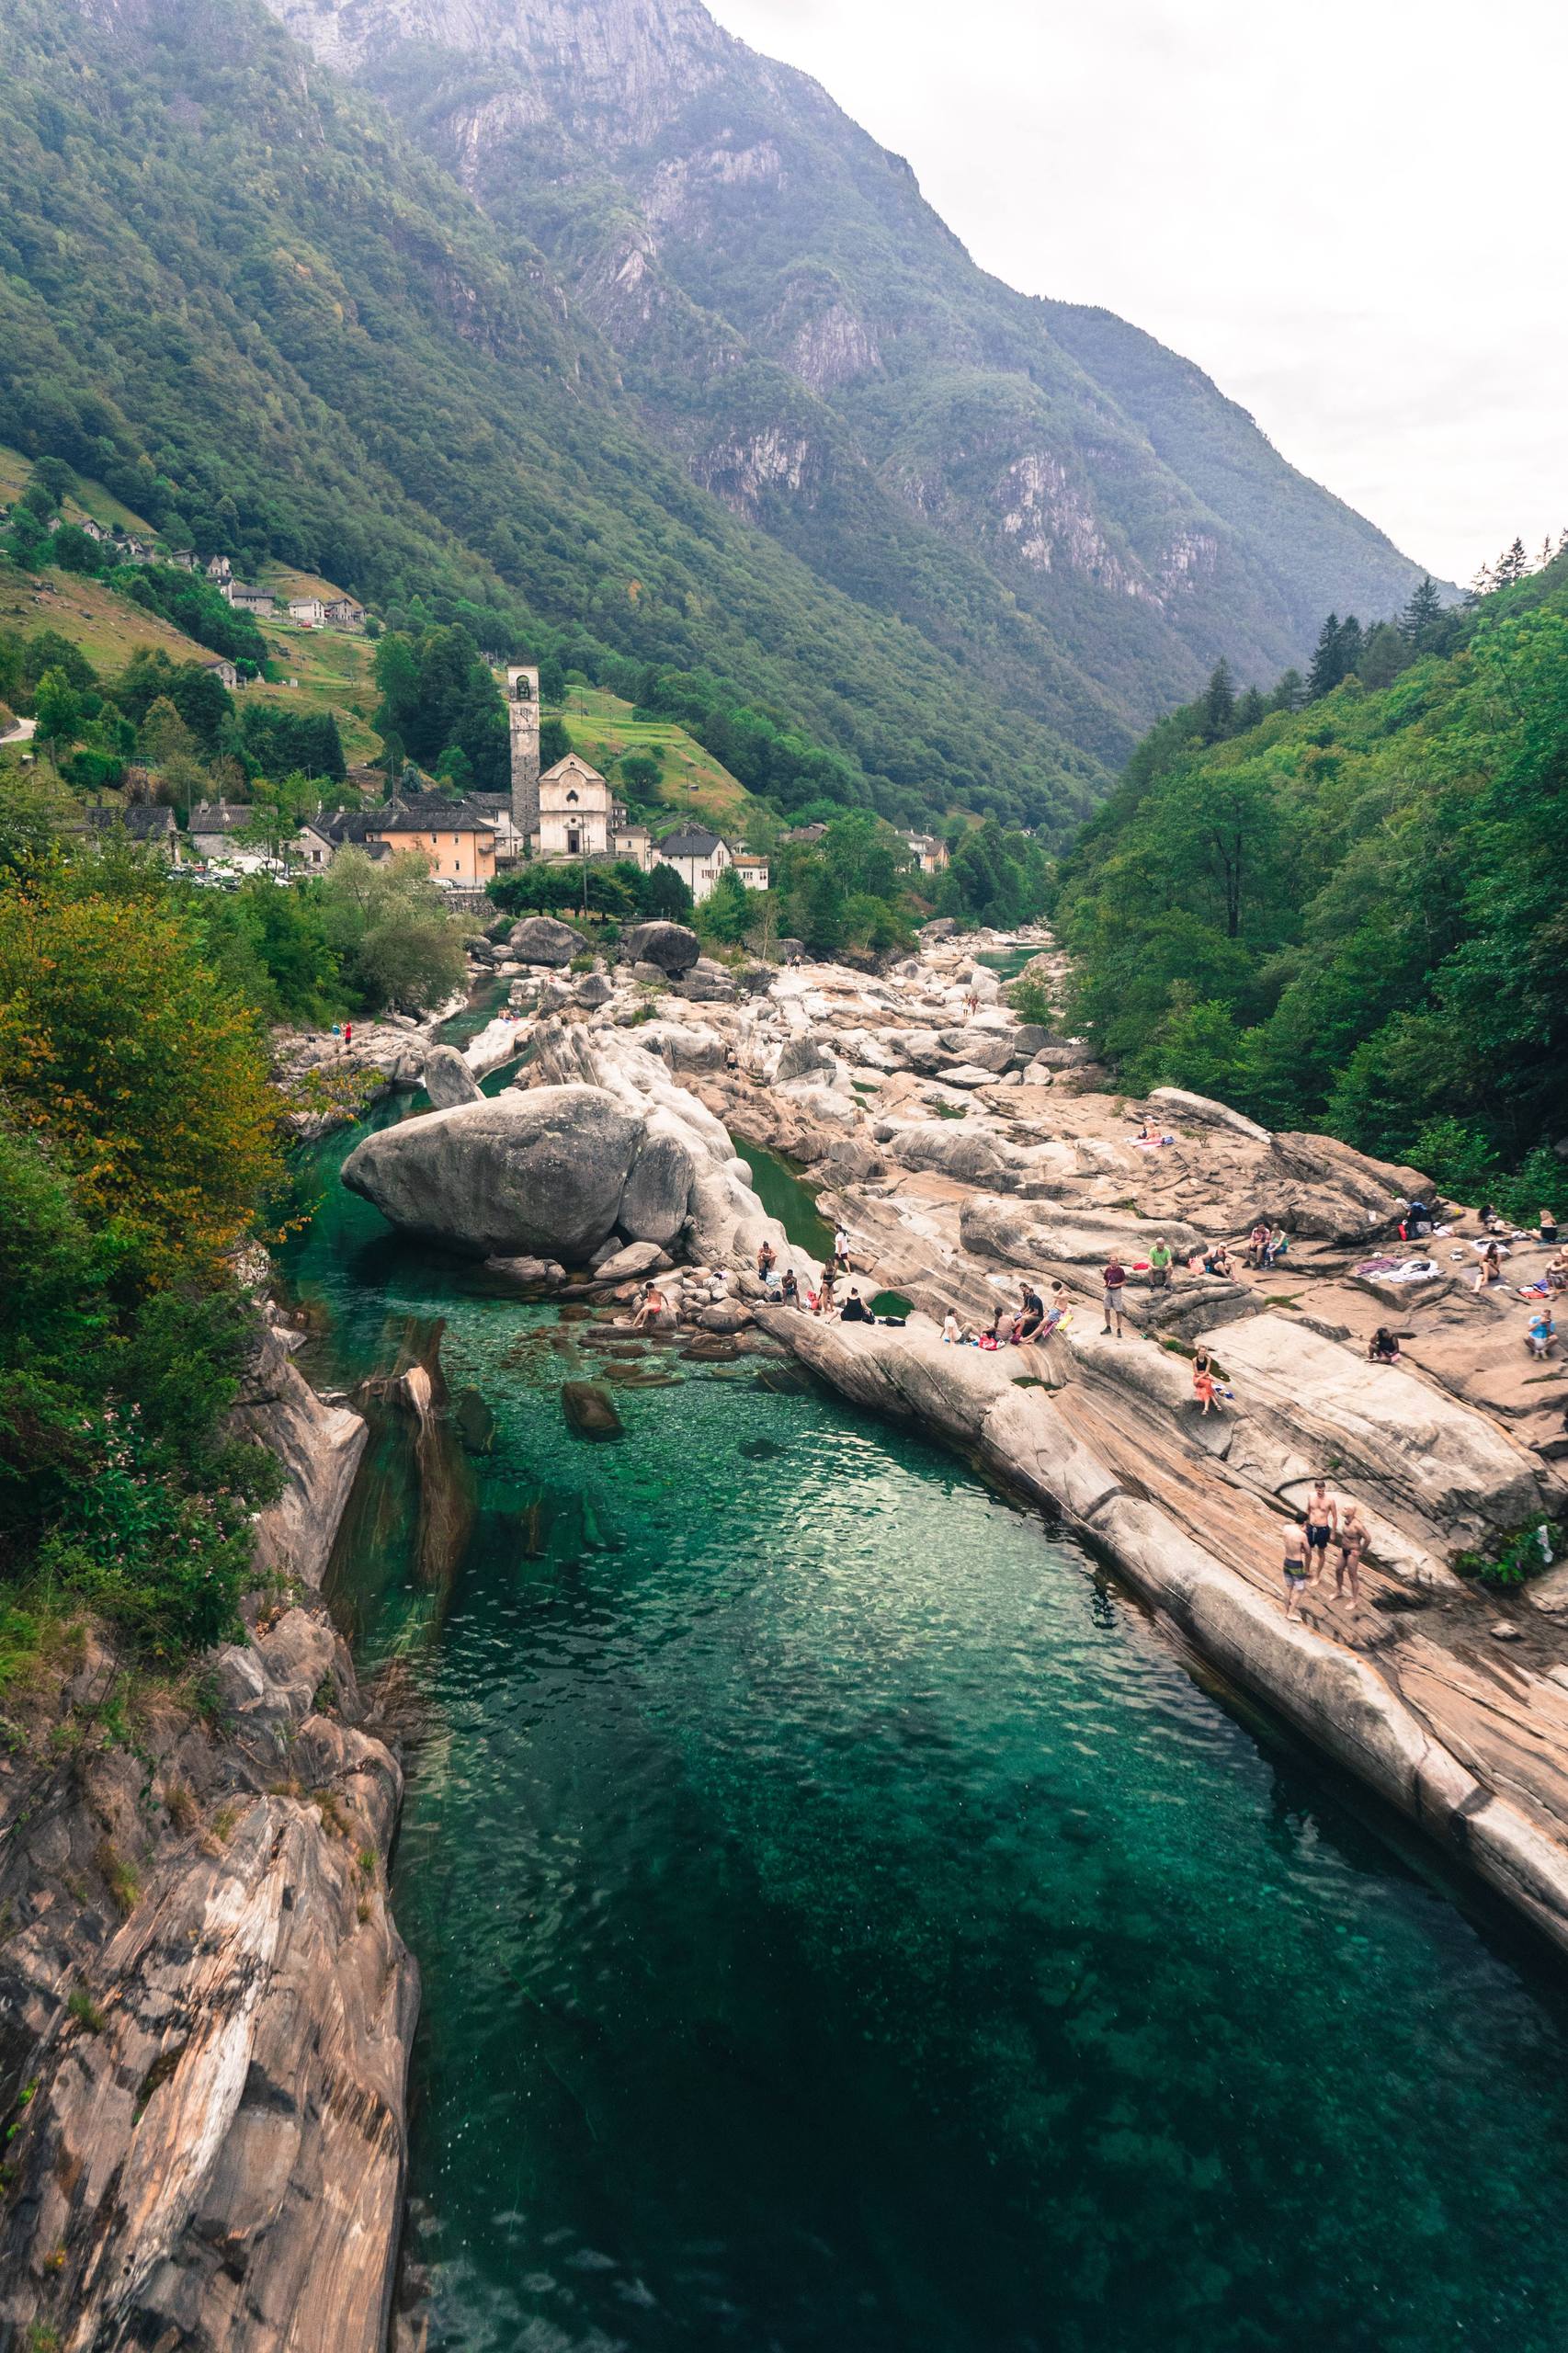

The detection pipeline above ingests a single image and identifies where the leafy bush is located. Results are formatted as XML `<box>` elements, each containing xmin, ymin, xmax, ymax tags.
<box><xmin>1454</xmin><ymin>1521</ymin><xmax>1560</xmax><ymax>1589</ymax></box>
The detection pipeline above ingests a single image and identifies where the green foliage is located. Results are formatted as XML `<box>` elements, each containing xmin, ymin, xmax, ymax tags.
<box><xmin>112</xmin><ymin>650</ymin><xmax>233</xmax><ymax>751</ymax></box>
<box><xmin>319</xmin><ymin>847</ymin><xmax>474</xmax><ymax>1012</ymax></box>
<box><xmin>115</xmin><ymin>563</ymin><xmax>267</xmax><ymax>665</ymax></box>
<box><xmin>186</xmin><ymin>874</ymin><xmax>343</xmax><ymax>1023</ymax></box>
<box><xmin>1006</xmin><ymin>975</ymin><xmax>1055</xmax><ymax>1030</ymax></box>
<box><xmin>488</xmin><ymin>858</ymin><xmax>693</xmax><ymax>924</ymax></box>
<box><xmin>0</xmin><ymin>1121</ymin><xmax>278</xmax><ymax>1662</ymax></box>
<box><xmin>1055</xmin><ymin>561</ymin><xmax>1568</xmax><ymax>1181</ymax></box>
<box><xmin>697</xmin><ymin>864</ymin><xmax>753</xmax><ymax>948</ymax></box>
<box><xmin>374</xmin><ymin>628</ymin><xmax>506</xmax><ymax>791</ymax></box>
<box><xmin>1453</xmin><ymin>1522</ymin><xmax>1560</xmax><ymax>1590</ymax></box>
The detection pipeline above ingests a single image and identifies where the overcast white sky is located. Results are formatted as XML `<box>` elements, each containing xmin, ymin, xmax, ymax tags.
<box><xmin>707</xmin><ymin>0</ymin><xmax>1567</xmax><ymax>585</ymax></box>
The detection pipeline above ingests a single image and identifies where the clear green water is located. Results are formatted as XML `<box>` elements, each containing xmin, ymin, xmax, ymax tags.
<box><xmin>732</xmin><ymin>1134</ymin><xmax>835</xmax><ymax>1259</ymax></box>
<box><xmin>280</xmin><ymin>1106</ymin><xmax>1568</xmax><ymax>2353</ymax></box>
<box><xmin>977</xmin><ymin>945</ymin><xmax>1036</xmax><ymax>983</ymax></box>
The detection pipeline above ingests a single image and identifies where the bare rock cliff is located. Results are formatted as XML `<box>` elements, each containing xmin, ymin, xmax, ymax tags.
<box><xmin>0</xmin><ymin>1324</ymin><xmax>415</xmax><ymax>2353</ymax></box>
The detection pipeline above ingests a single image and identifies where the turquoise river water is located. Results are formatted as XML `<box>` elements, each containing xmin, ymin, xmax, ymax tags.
<box><xmin>279</xmin><ymin>1082</ymin><xmax>1568</xmax><ymax>2353</ymax></box>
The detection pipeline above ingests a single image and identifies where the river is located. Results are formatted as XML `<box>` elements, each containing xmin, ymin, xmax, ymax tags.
<box><xmin>278</xmin><ymin>1063</ymin><xmax>1568</xmax><ymax>2353</ymax></box>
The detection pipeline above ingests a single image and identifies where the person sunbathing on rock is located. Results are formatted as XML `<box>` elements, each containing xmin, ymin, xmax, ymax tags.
<box><xmin>1016</xmin><ymin>1282</ymin><xmax>1045</xmax><ymax>1341</ymax></box>
<box><xmin>839</xmin><ymin>1287</ymin><xmax>873</xmax><ymax>1324</ymax></box>
<box><xmin>1368</xmin><ymin>1326</ymin><xmax>1402</xmax><ymax>1363</ymax></box>
<box><xmin>756</xmin><ymin>1240</ymin><xmax>777</xmax><ymax>1280</ymax></box>
<box><xmin>780</xmin><ymin>1269</ymin><xmax>800</xmax><ymax>1308</ymax></box>
<box><xmin>631</xmin><ymin>1284</ymin><xmax>668</xmax><ymax>1332</ymax></box>
<box><xmin>1245</xmin><ymin>1222</ymin><xmax>1270</xmax><ymax>1267</ymax></box>
<box><xmin>1191</xmin><ymin>1347</ymin><xmax>1220</xmax><ymax>1415</ymax></box>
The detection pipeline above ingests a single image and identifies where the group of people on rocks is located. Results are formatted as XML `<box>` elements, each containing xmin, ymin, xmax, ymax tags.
<box><xmin>940</xmin><ymin>1280</ymin><xmax>1074</xmax><ymax>1350</ymax></box>
<box><xmin>1280</xmin><ymin>1479</ymin><xmax>1369</xmax><ymax>1620</ymax></box>
<box><xmin>749</xmin><ymin>1227</ymin><xmax>881</xmax><ymax>1323</ymax></box>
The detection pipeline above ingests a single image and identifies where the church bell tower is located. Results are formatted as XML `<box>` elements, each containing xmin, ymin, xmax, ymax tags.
<box><xmin>507</xmin><ymin>665</ymin><xmax>540</xmax><ymax>847</ymax></box>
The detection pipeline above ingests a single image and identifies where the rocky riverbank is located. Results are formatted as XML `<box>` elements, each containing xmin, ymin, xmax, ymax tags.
<box><xmin>0</xmin><ymin>1316</ymin><xmax>417</xmax><ymax>2353</ymax></box>
<box><xmin>367</xmin><ymin>917</ymin><xmax>1568</xmax><ymax>1956</ymax></box>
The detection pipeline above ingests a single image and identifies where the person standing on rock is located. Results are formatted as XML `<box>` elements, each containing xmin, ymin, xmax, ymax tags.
<box><xmin>1102</xmin><ymin>1255</ymin><xmax>1128</xmax><ymax>1336</ymax></box>
<box><xmin>834</xmin><ymin>1224</ymin><xmax>852</xmax><ymax>1274</ymax></box>
<box><xmin>1304</xmin><ymin>1480</ymin><xmax>1339</xmax><ymax>1581</ymax></box>
<box><xmin>1281</xmin><ymin>1521</ymin><xmax>1310</xmax><ymax>1620</ymax></box>
<box><xmin>1335</xmin><ymin>1505</ymin><xmax>1369</xmax><ymax>1609</ymax></box>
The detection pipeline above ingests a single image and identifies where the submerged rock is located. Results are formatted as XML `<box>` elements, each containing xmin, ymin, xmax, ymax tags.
<box><xmin>561</xmin><ymin>1381</ymin><xmax>625</xmax><ymax>1439</ymax></box>
<box><xmin>454</xmin><ymin>1386</ymin><xmax>497</xmax><ymax>1454</ymax></box>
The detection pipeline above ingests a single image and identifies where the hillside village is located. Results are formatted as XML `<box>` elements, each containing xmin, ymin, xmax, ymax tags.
<box><xmin>0</xmin><ymin>449</ymin><xmax>972</xmax><ymax>929</ymax></box>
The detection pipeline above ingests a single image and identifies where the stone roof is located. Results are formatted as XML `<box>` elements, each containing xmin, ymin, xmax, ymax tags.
<box><xmin>189</xmin><ymin>801</ymin><xmax>255</xmax><ymax>832</ymax></box>
<box><xmin>86</xmin><ymin>802</ymin><xmax>176</xmax><ymax>841</ymax></box>
<box><xmin>657</xmin><ymin>824</ymin><xmax>726</xmax><ymax>858</ymax></box>
<box><xmin>374</xmin><ymin>795</ymin><xmax>499</xmax><ymax>833</ymax></box>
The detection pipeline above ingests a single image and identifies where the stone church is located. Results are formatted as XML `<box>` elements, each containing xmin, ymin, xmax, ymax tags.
<box><xmin>508</xmin><ymin>665</ymin><xmax>652</xmax><ymax>870</ymax></box>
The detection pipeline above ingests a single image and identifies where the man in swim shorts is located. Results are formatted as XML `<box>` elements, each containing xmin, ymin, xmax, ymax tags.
<box><xmin>1304</xmin><ymin>1479</ymin><xmax>1338</xmax><ymax>1581</ymax></box>
<box><xmin>1281</xmin><ymin>1521</ymin><xmax>1310</xmax><ymax>1620</ymax></box>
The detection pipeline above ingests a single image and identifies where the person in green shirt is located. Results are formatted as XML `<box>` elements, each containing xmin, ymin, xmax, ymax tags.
<box><xmin>1149</xmin><ymin>1237</ymin><xmax>1174</xmax><ymax>1290</ymax></box>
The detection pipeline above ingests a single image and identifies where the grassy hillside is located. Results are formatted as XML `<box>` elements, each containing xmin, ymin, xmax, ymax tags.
<box><xmin>0</xmin><ymin>0</ymin><xmax>1104</xmax><ymax>840</ymax></box>
<box><xmin>558</xmin><ymin>685</ymin><xmax>756</xmax><ymax>835</ymax></box>
<box><xmin>1054</xmin><ymin>559</ymin><xmax>1568</xmax><ymax>1199</ymax></box>
<box><xmin>250</xmin><ymin>620</ymin><xmax>381</xmax><ymax>764</ymax></box>
<box><xmin>0</xmin><ymin>565</ymin><xmax>214</xmax><ymax>673</ymax></box>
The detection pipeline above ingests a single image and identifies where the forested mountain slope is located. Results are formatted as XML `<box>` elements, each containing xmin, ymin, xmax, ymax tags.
<box><xmin>267</xmin><ymin>0</ymin><xmax>1440</xmax><ymax>740</ymax></box>
<box><xmin>1054</xmin><ymin>561</ymin><xmax>1568</xmax><ymax>1198</ymax></box>
<box><xmin>0</xmin><ymin>0</ymin><xmax>1108</xmax><ymax>836</ymax></box>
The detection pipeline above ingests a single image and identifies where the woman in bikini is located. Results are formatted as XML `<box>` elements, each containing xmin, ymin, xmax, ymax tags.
<box><xmin>1191</xmin><ymin>1347</ymin><xmax>1219</xmax><ymax>1415</ymax></box>
<box><xmin>1335</xmin><ymin>1504</ymin><xmax>1369</xmax><ymax>1609</ymax></box>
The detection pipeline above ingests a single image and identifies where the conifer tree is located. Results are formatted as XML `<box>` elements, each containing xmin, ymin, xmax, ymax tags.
<box><xmin>1201</xmin><ymin>658</ymin><xmax>1236</xmax><ymax>742</ymax></box>
<box><xmin>1493</xmin><ymin>538</ymin><xmax>1530</xmax><ymax>586</ymax></box>
<box><xmin>1398</xmin><ymin>576</ymin><xmax>1444</xmax><ymax>642</ymax></box>
<box><xmin>1270</xmin><ymin>668</ymin><xmax>1305</xmax><ymax>713</ymax></box>
<box><xmin>1307</xmin><ymin>615</ymin><xmax>1344</xmax><ymax>699</ymax></box>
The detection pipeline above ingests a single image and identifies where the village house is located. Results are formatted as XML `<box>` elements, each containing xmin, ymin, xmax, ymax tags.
<box><xmin>653</xmin><ymin>824</ymin><xmax>734</xmax><ymax>904</ymax></box>
<box><xmin>323</xmin><ymin>597</ymin><xmax>367</xmax><ymax>629</ymax></box>
<box><xmin>733</xmin><ymin>851</ymin><xmax>771</xmax><ymax>892</ymax></box>
<box><xmin>75</xmin><ymin>517</ymin><xmax>109</xmax><ymax>545</ymax></box>
<box><xmin>206</xmin><ymin>555</ymin><xmax>232</xmax><ymax>585</ymax></box>
<box><xmin>322</xmin><ymin>795</ymin><xmax>500</xmax><ymax>886</ymax></box>
<box><xmin>168</xmin><ymin>550</ymin><xmax>199</xmax><ymax>571</ymax></box>
<box><xmin>205</xmin><ymin>657</ymin><xmax>240</xmax><ymax>690</ymax></box>
<box><xmin>291</xmin><ymin>819</ymin><xmax>339</xmax><ymax>871</ymax></box>
<box><xmin>781</xmin><ymin>822</ymin><xmax>827</xmax><ymax>844</ymax></box>
<box><xmin>85</xmin><ymin>802</ymin><xmax>179</xmax><ymax>858</ymax></box>
<box><xmin>905</xmin><ymin>831</ymin><xmax>950</xmax><ymax>875</ymax></box>
<box><xmin>188</xmin><ymin>801</ymin><xmax>257</xmax><ymax>861</ymax></box>
<box><xmin>288</xmin><ymin>596</ymin><xmax>326</xmax><ymax>628</ymax></box>
<box><xmin>224</xmin><ymin>581</ymin><xmax>275</xmax><ymax>617</ymax></box>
